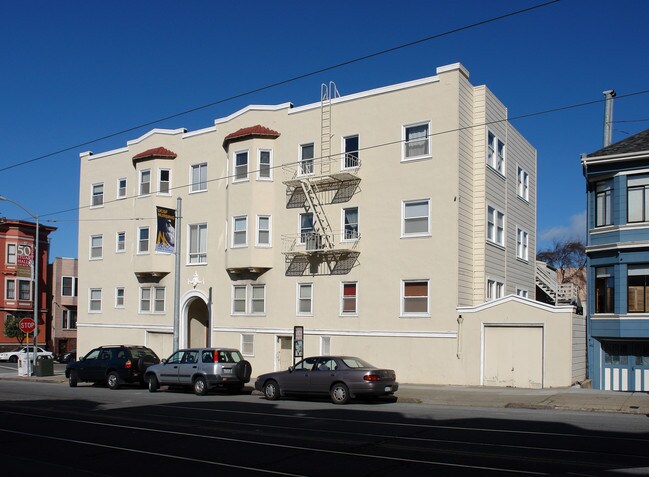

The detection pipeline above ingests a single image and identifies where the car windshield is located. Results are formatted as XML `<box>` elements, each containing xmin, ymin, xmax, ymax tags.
<box><xmin>341</xmin><ymin>357</ymin><xmax>374</xmax><ymax>368</ymax></box>
<box><xmin>217</xmin><ymin>350</ymin><xmax>242</xmax><ymax>363</ymax></box>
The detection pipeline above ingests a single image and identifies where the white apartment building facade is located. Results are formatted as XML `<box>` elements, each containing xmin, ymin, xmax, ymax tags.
<box><xmin>77</xmin><ymin>63</ymin><xmax>581</xmax><ymax>386</ymax></box>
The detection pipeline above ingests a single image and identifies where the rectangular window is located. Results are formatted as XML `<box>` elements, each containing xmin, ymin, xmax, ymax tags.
<box><xmin>232</xmin><ymin>216</ymin><xmax>247</xmax><ymax>247</ymax></box>
<box><xmin>628</xmin><ymin>264</ymin><xmax>649</xmax><ymax>313</ymax></box>
<box><xmin>343</xmin><ymin>135</ymin><xmax>359</xmax><ymax>169</ymax></box>
<box><xmin>159</xmin><ymin>169</ymin><xmax>171</xmax><ymax>194</ymax></box>
<box><xmin>257</xmin><ymin>215</ymin><xmax>271</xmax><ymax>247</ymax></box>
<box><xmin>6</xmin><ymin>243</ymin><xmax>16</xmax><ymax>265</ymax></box>
<box><xmin>89</xmin><ymin>288</ymin><xmax>102</xmax><ymax>312</ymax></box>
<box><xmin>6</xmin><ymin>280</ymin><xmax>15</xmax><ymax>300</ymax></box>
<box><xmin>91</xmin><ymin>183</ymin><xmax>104</xmax><ymax>207</ymax></box>
<box><xmin>139</xmin><ymin>286</ymin><xmax>165</xmax><ymax>313</ymax></box>
<box><xmin>189</xmin><ymin>223</ymin><xmax>208</xmax><ymax>264</ymax></box>
<box><xmin>18</xmin><ymin>280</ymin><xmax>31</xmax><ymax>301</ymax></box>
<box><xmin>596</xmin><ymin>180</ymin><xmax>612</xmax><ymax>227</ymax></box>
<box><xmin>139</xmin><ymin>169</ymin><xmax>151</xmax><ymax>196</ymax></box>
<box><xmin>232</xmin><ymin>285</ymin><xmax>246</xmax><ymax>314</ymax></box>
<box><xmin>251</xmin><ymin>285</ymin><xmax>266</xmax><ymax>314</ymax></box>
<box><xmin>117</xmin><ymin>178</ymin><xmax>127</xmax><ymax>198</ymax></box>
<box><xmin>517</xmin><ymin>166</ymin><xmax>529</xmax><ymax>201</ymax></box>
<box><xmin>402</xmin><ymin>280</ymin><xmax>429</xmax><ymax>315</ymax></box>
<box><xmin>138</xmin><ymin>227</ymin><xmax>149</xmax><ymax>254</ymax></box>
<box><xmin>62</xmin><ymin>309</ymin><xmax>77</xmax><ymax>330</ymax></box>
<box><xmin>61</xmin><ymin>277</ymin><xmax>77</xmax><ymax>297</ymax></box>
<box><xmin>116</xmin><ymin>232</ymin><xmax>125</xmax><ymax>252</ymax></box>
<box><xmin>343</xmin><ymin>207</ymin><xmax>359</xmax><ymax>240</ymax></box>
<box><xmin>403</xmin><ymin>199</ymin><xmax>430</xmax><ymax>236</ymax></box>
<box><xmin>403</xmin><ymin>122</ymin><xmax>430</xmax><ymax>160</ymax></box>
<box><xmin>299</xmin><ymin>212</ymin><xmax>315</xmax><ymax>245</ymax></box>
<box><xmin>487</xmin><ymin>131</ymin><xmax>505</xmax><ymax>174</ymax></box>
<box><xmin>191</xmin><ymin>163</ymin><xmax>208</xmax><ymax>192</ymax></box>
<box><xmin>241</xmin><ymin>334</ymin><xmax>254</xmax><ymax>356</ymax></box>
<box><xmin>258</xmin><ymin>149</ymin><xmax>272</xmax><ymax>180</ymax></box>
<box><xmin>487</xmin><ymin>279</ymin><xmax>505</xmax><ymax>301</ymax></box>
<box><xmin>140</xmin><ymin>287</ymin><xmax>151</xmax><ymax>312</ymax></box>
<box><xmin>90</xmin><ymin>235</ymin><xmax>103</xmax><ymax>259</ymax></box>
<box><xmin>299</xmin><ymin>143</ymin><xmax>315</xmax><ymax>175</ymax></box>
<box><xmin>596</xmin><ymin>266</ymin><xmax>615</xmax><ymax>313</ymax></box>
<box><xmin>234</xmin><ymin>150</ymin><xmax>248</xmax><ymax>181</ymax></box>
<box><xmin>115</xmin><ymin>287</ymin><xmax>125</xmax><ymax>308</ymax></box>
<box><xmin>341</xmin><ymin>282</ymin><xmax>357</xmax><ymax>315</ymax></box>
<box><xmin>487</xmin><ymin>205</ymin><xmax>505</xmax><ymax>246</ymax></box>
<box><xmin>298</xmin><ymin>283</ymin><xmax>313</xmax><ymax>314</ymax></box>
<box><xmin>321</xmin><ymin>336</ymin><xmax>331</xmax><ymax>355</ymax></box>
<box><xmin>627</xmin><ymin>174</ymin><xmax>649</xmax><ymax>223</ymax></box>
<box><xmin>516</xmin><ymin>288</ymin><xmax>529</xmax><ymax>298</ymax></box>
<box><xmin>154</xmin><ymin>287</ymin><xmax>165</xmax><ymax>312</ymax></box>
<box><xmin>516</xmin><ymin>228</ymin><xmax>529</xmax><ymax>261</ymax></box>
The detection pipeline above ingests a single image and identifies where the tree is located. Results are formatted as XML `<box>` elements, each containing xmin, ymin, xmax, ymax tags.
<box><xmin>536</xmin><ymin>239</ymin><xmax>587</xmax><ymax>284</ymax></box>
<box><xmin>4</xmin><ymin>315</ymin><xmax>26</xmax><ymax>345</ymax></box>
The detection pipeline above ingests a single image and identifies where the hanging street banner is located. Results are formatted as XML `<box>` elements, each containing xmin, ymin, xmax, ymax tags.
<box><xmin>16</xmin><ymin>242</ymin><xmax>34</xmax><ymax>278</ymax></box>
<box><xmin>156</xmin><ymin>206</ymin><xmax>176</xmax><ymax>253</ymax></box>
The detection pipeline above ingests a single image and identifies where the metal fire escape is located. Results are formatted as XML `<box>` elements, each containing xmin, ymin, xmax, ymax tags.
<box><xmin>282</xmin><ymin>82</ymin><xmax>362</xmax><ymax>276</ymax></box>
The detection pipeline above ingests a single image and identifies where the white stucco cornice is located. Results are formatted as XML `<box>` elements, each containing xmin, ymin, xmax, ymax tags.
<box><xmin>126</xmin><ymin>128</ymin><xmax>187</xmax><ymax>146</ymax></box>
<box><xmin>456</xmin><ymin>295</ymin><xmax>575</xmax><ymax>314</ymax></box>
<box><xmin>212</xmin><ymin>326</ymin><xmax>455</xmax><ymax>339</ymax></box>
<box><xmin>214</xmin><ymin>103</ymin><xmax>293</xmax><ymax>125</ymax></box>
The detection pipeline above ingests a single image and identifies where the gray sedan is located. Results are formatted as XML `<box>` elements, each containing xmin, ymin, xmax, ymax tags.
<box><xmin>254</xmin><ymin>356</ymin><xmax>398</xmax><ymax>404</ymax></box>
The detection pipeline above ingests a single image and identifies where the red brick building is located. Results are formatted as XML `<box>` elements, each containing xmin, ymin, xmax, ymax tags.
<box><xmin>1</xmin><ymin>219</ymin><xmax>56</xmax><ymax>351</ymax></box>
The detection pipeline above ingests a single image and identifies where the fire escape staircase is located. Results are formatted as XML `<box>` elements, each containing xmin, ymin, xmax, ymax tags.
<box><xmin>535</xmin><ymin>260</ymin><xmax>580</xmax><ymax>306</ymax></box>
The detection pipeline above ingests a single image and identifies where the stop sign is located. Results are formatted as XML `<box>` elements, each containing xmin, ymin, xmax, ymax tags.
<box><xmin>19</xmin><ymin>318</ymin><xmax>35</xmax><ymax>333</ymax></box>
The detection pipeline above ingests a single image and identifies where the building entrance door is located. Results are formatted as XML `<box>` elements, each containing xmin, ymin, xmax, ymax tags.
<box><xmin>277</xmin><ymin>336</ymin><xmax>293</xmax><ymax>371</ymax></box>
<box><xmin>186</xmin><ymin>298</ymin><xmax>209</xmax><ymax>348</ymax></box>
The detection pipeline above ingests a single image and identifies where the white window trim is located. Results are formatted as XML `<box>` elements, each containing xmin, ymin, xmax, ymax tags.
<box><xmin>517</xmin><ymin>165</ymin><xmax>530</xmax><ymax>202</ymax></box>
<box><xmin>187</xmin><ymin>223</ymin><xmax>208</xmax><ymax>265</ymax></box>
<box><xmin>341</xmin><ymin>134</ymin><xmax>360</xmax><ymax>170</ymax></box>
<box><xmin>139</xmin><ymin>286</ymin><xmax>166</xmax><ymax>314</ymax></box>
<box><xmin>320</xmin><ymin>336</ymin><xmax>331</xmax><ymax>355</ymax></box>
<box><xmin>115</xmin><ymin>287</ymin><xmax>125</xmax><ymax>308</ymax></box>
<box><xmin>486</xmin><ymin>204</ymin><xmax>506</xmax><ymax>247</ymax></box>
<box><xmin>256</xmin><ymin>215</ymin><xmax>272</xmax><ymax>248</ymax></box>
<box><xmin>232</xmin><ymin>285</ymin><xmax>247</xmax><ymax>315</ymax></box>
<box><xmin>158</xmin><ymin>168</ymin><xmax>172</xmax><ymax>196</ymax></box>
<box><xmin>232</xmin><ymin>215</ymin><xmax>248</xmax><ymax>248</ymax></box>
<box><xmin>90</xmin><ymin>182</ymin><xmax>104</xmax><ymax>208</ymax></box>
<box><xmin>88</xmin><ymin>288</ymin><xmax>102</xmax><ymax>313</ymax></box>
<box><xmin>241</xmin><ymin>334</ymin><xmax>254</xmax><ymax>357</ymax></box>
<box><xmin>400</xmin><ymin>279</ymin><xmax>430</xmax><ymax>318</ymax></box>
<box><xmin>401</xmin><ymin>199</ymin><xmax>431</xmax><ymax>238</ymax></box>
<box><xmin>117</xmin><ymin>177</ymin><xmax>127</xmax><ymax>199</ymax></box>
<box><xmin>297</xmin><ymin>282</ymin><xmax>314</xmax><ymax>316</ymax></box>
<box><xmin>257</xmin><ymin>149</ymin><xmax>273</xmax><ymax>181</ymax></box>
<box><xmin>231</xmin><ymin>284</ymin><xmax>267</xmax><ymax>316</ymax></box>
<box><xmin>486</xmin><ymin>129</ymin><xmax>506</xmax><ymax>176</ymax></box>
<box><xmin>61</xmin><ymin>276</ymin><xmax>77</xmax><ymax>297</ymax></box>
<box><xmin>116</xmin><ymin>231</ymin><xmax>126</xmax><ymax>253</ymax></box>
<box><xmin>189</xmin><ymin>162</ymin><xmax>208</xmax><ymax>193</ymax></box>
<box><xmin>89</xmin><ymin>234</ymin><xmax>103</xmax><ymax>260</ymax></box>
<box><xmin>340</xmin><ymin>281</ymin><xmax>358</xmax><ymax>317</ymax></box>
<box><xmin>250</xmin><ymin>284</ymin><xmax>266</xmax><ymax>315</ymax></box>
<box><xmin>6</xmin><ymin>243</ymin><xmax>17</xmax><ymax>265</ymax></box>
<box><xmin>486</xmin><ymin>277</ymin><xmax>506</xmax><ymax>301</ymax></box>
<box><xmin>516</xmin><ymin>287</ymin><xmax>529</xmax><ymax>298</ymax></box>
<box><xmin>139</xmin><ymin>169</ymin><xmax>151</xmax><ymax>196</ymax></box>
<box><xmin>137</xmin><ymin>226</ymin><xmax>150</xmax><ymax>255</ymax></box>
<box><xmin>17</xmin><ymin>279</ymin><xmax>32</xmax><ymax>302</ymax></box>
<box><xmin>516</xmin><ymin>226</ymin><xmax>529</xmax><ymax>261</ymax></box>
<box><xmin>402</xmin><ymin>121</ymin><xmax>431</xmax><ymax>162</ymax></box>
<box><xmin>341</xmin><ymin>207</ymin><xmax>360</xmax><ymax>242</ymax></box>
<box><xmin>233</xmin><ymin>149</ymin><xmax>250</xmax><ymax>183</ymax></box>
<box><xmin>5</xmin><ymin>279</ymin><xmax>15</xmax><ymax>301</ymax></box>
<box><xmin>298</xmin><ymin>142</ymin><xmax>315</xmax><ymax>177</ymax></box>
<box><xmin>298</xmin><ymin>212</ymin><xmax>314</xmax><ymax>245</ymax></box>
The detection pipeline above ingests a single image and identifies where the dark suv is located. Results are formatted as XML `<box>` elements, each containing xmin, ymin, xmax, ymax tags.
<box><xmin>66</xmin><ymin>345</ymin><xmax>160</xmax><ymax>390</ymax></box>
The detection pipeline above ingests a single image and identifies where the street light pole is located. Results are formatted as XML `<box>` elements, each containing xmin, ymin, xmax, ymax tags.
<box><xmin>0</xmin><ymin>196</ymin><xmax>40</xmax><ymax>372</ymax></box>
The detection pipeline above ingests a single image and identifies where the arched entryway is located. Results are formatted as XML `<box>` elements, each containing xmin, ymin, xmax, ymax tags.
<box><xmin>182</xmin><ymin>292</ymin><xmax>210</xmax><ymax>348</ymax></box>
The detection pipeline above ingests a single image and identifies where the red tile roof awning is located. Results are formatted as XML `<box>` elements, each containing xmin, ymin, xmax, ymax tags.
<box><xmin>132</xmin><ymin>147</ymin><xmax>177</xmax><ymax>163</ymax></box>
<box><xmin>223</xmin><ymin>125</ymin><xmax>280</xmax><ymax>147</ymax></box>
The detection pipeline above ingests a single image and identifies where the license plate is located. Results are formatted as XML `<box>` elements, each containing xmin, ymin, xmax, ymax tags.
<box><xmin>384</xmin><ymin>386</ymin><xmax>392</xmax><ymax>392</ymax></box>
<box><xmin>223</xmin><ymin>368</ymin><xmax>232</xmax><ymax>374</ymax></box>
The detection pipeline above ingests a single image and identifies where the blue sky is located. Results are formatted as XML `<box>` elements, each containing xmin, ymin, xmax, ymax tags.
<box><xmin>1</xmin><ymin>0</ymin><xmax>647</xmax><ymax>259</ymax></box>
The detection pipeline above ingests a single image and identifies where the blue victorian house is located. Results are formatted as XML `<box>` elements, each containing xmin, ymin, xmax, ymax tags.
<box><xmin>582</xmin><ymin>128</ymin><xmax>649</xmax><ymax>391</ymax></box>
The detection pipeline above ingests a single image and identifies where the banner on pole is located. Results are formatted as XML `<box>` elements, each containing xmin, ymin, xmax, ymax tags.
<box><xmin>16</xmin><ymin>242</ymin><xmax>34</xmax><ymax>278</ymax></box>
<box><xmin>156</xmin><ymin>207</ymin><xmax>176</xmax><ymax>253</ymax></box>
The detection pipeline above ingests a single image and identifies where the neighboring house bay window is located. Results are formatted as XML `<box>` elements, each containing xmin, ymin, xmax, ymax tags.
<box><xmin>627</xmin><ymin>174</ymin><xmax>649</xmax><ymax>223</ymax></box>
<box><xmin>595</xmin><ymin>266</ymin><xmax>614</xmax><ymax>313</ymax></box>
<box><xmin>628</xmin><ymin>264</ymin><xmax>649</xmax><ymax>313</ymax></box>
<box><xmin>596</xmin><ymin>180</ymin><xmax>613</xmax><ymax>227</ymax></box>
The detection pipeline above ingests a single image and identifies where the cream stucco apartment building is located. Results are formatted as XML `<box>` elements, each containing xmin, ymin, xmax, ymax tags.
<box><xmin>77</xmin><ymin>63</ymin><xmax>583</xmax><ymax>387</ymax></box>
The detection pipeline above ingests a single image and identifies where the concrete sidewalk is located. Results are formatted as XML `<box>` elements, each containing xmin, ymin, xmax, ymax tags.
<box><xmin>2</xmin><ymin>372</ymin><xmax>648</xmax><ymax>415</ymax></box>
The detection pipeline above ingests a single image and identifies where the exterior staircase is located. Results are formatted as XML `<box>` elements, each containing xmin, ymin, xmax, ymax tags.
<box><xmin>535</xmin><ymin>260</ymin><xmax>580</xmax><ymax>305</ymax></box>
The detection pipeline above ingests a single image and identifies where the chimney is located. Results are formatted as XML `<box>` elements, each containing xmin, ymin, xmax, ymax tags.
<box><xmin>603</xmin><ymin>90</ymin><xmax>616</xmax><ymax>147</ymax></box>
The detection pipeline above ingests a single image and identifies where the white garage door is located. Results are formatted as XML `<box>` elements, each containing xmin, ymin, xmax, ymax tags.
<box><xmin>484</xmin><ymin>326</ymin><xmax>543</xmax><ymax>389</ymax></box>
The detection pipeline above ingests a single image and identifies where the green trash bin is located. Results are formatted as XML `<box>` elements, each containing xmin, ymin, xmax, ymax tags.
<box><xmin>34</xmin><ymin>356</ymin><xmax>54</xmax><ymax>377</ymax></box>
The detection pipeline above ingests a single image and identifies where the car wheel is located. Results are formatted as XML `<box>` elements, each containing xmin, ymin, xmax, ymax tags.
<box><xmin>193</xmin><ymin>376</ymin><xmax>208</xmax><ymax>396</ymax></box>
<box><xmin>107</xmin><ymin>371</ymin><xmax>121</xmax><ymax>390</ymax></box>
<box><xmin>263</xmin><ymin>380</ymin><xmax>280</xmax><ymax>401</ymax></box>
<box><xmin>69</xmin><ymin>370</ymin><xmax>78</xmax><ymax>388</ymax></box>
<box><xmin>147</xmin><ymin>374</ymin><xmax>158</xmax><ymax>393</ymax></box>
<box><xmin>330</xmin><ymin>382</ymin><xmax>350</xmax><ymax>405</ymax></box>
<box><xmin>9</xmin><ymin>356</ymin><xmax>18</xmax><ymax>363</ymax></box>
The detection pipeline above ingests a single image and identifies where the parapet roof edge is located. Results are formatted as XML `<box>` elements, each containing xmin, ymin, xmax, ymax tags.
<box><xmin>456</xmin><ymin>295</ymin><xmax>575</xmax><ymax>314</ymax></box>
<box><xmin>126</xmin><ymin>128</ymin><xmax>187</xmax><ymax>146</ymax></box>
<box><xmin>214</xmin><ymin>103</ymin><xmax>294</xmax><ymax>125</ymax></box>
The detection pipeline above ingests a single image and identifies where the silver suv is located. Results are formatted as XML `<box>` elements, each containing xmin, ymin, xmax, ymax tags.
<box><xmin>144</xmin><ymin>348</ymin><xmax>252</xmax><ymax>395</ymax></box>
